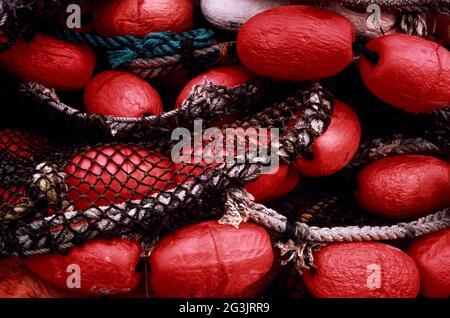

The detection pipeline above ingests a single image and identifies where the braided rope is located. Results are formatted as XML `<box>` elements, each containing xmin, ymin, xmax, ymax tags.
<box><xmin>432</xmin><ymin>106</ymin><xmax>450</xmax><ymax>122</ymax></box>
<box><xmin>55</xmin><ymin>28</ymin><xmax>214</xmax><ymax>68</ymax></box>
<box><xmin>0</xmin><ymin>1</ymin><xmax>7</xmax><ymax>27</ymax></box>
<box><xmin>346</xmin><ymin>136</ymin><xmax>442</xmax><ymax>168</ymax></box>
<box><xmin>0</xmin><ymin>83</ymin><xmax>334</xmax><ymax>258</ymax></box>
<box><xmin>399</xmin><ymin>12</ymin><xmax>428</xmax><ymax>36</ymax></box>
<box><xmin>338</xmin><ymin>0</ymin><xmax>450</xmax><ymax>11</ymax></box>
<box><xmin>221</xmin><ymin>187</ymin><xmax>449</xmax><ymax>272</ymax></box>
<box><xmin>17</xmin><ymin>76</ymin><xmax>271</xmax><ymax>138</ymax></box>
<box><xmin>124</xmin><ymin>42</ymin><xmax>236</xmax><ymax>79</ymax></box>
<box><xmin>230</xmin><ymin>188</ymin><xmax>450</xmax><ymax>242</ymax></box>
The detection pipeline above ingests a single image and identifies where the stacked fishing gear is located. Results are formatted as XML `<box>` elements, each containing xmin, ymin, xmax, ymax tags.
<box><xmin>0</xmin><ymin>0</ymin><xmax>449</xmax><ymax>298</ymax></box>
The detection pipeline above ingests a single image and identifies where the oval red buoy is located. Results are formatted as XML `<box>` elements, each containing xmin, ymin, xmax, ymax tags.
<box><xmin>0</xmin><ymin>34</ymin><xmax>96</xmax><ymax>91</ymax></box>
<box><xmin>84</xmin><ymin>70</ymin><xmax>163</xmax><ymax>118</ymax></box>
<box><xmin>149</xmin><ymin>221</ymin><xmax>274</xmax><ymax>297</ymax></box>
<box><xmin>356</xmin><ymin>155</ymin><xmax>450</xmax><ymax>219</ymax></box>
<box><xmin>93</xmin><ymin>0</ymin><xmax>194</xmax><ymax>37</ymax></box>
<box><xmin>359</xmin><ymin>34</ymin><xmax>450</xmax><ymax>113</ymax></box>
<box><xmin>303</xmin><ymin>242</ymin><xmax>420</xmax><ymax>298</ymax></box>
<box><xmin>407</xmin><ymin>228</ymin><xmax>450</xmax><ymax>298</ymax></box>
<box><xmin>293</xmin><ymin>100</ymin><xmax>361</xmax><ymax>177</ymax></box>
<box><xmin>24</xmin><ymin>239</ymin><xmax>142</xmax><ymax>296</ymax></box>
<box><xmin>237</xmin><ymin>5</ymin><xmax>354</xmax><ymax>81</ymax></box>
<box><xmin>65</xmin><ymin>145</ymin><xmax>176</xmax><ymax>210</ymax></box>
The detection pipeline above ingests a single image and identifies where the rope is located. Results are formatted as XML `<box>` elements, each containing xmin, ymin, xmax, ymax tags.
<box><xmin>54</xmin><ymin>28</ymin><xmax>214</xmax><ymax>68</ymax></box>
<box><xmin>0</xmin><ymin>1</ymin><xmax>7</xmax><ymax>27</ymax></box>
<box><xmin>226</xmin><ymin>188</ymin><xmax>450</xmax><ymax>243</ymax></box>
<box><xmin>346</xmin><ymin>136</ymin><xmax>442</xmax><ymax>168</ymax></box>
<box><xmin>432</xmin><ymin>106</ymin><xmax>450</xmax><ymax>122</ymax></box>
<box><xmin>17</xmin><ymin>71</ymin><xmax>269</xmax><ymax>138</ymax></box>
<box><xmin>221</xmin><ymin>187</ymin><xmax>449</xmax><ymax>272</ymax></box>
<box><xmin>399</xmin><ymin>11</ymin><xmax>428</xmax><ymax>36</ymax></box>
<box><xmin>124</xmin><ymin>42</ymin><xmax>236</xmax><ymax>79</ymax></box>
<box><xmin>338</xmin><ymin>0</ymin><xmax>450</xmax><ymax>11</ymax></box>
<box><xmin>0</xmin><ymin>84</ymin><xmax>333</xmax><ymax>258</ymax></box>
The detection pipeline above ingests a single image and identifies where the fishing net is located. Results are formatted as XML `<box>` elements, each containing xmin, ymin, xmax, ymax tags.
<box><xmin>0</xmin><ymin>0</ymin><xmax>449</xmax><ymax>298</ymax></box>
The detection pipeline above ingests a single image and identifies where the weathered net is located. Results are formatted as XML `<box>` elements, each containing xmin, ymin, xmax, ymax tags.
<box><xmin>1</xmin><ymin>73</ymin><xmax>448</xmax><ymax>266</ymax></box>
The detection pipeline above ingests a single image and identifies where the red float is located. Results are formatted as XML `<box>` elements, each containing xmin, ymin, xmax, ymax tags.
<box><xmin>264</xmin><ymin>166</ymin><xmax>300</xmax><ymax>201</ymax></box>
<box><xmin>176</xmin><ymin>65</ymin><xmax>255</xmax><ymax>126</ymax></box>
<box><xmin>359</xmin><ymin>34</ymin><xmax>450</xmax><ymax>113</ymax></box>
<box><xmin>24</xmin><ymin>238</ymin><xmax>142</xmax><ymax>296</ymax></box>
<box><xmin>303</xmin><ymin>242</ymin><xmax>420</xmax><ymax>298</ymax></box>
<box><xmin>149</xmin><ymin>221</ymin><xmax>274</xmax><ymax>298</ymax></box>
<box><xmin>237</xmin><ymin>5</ymin><xmax>354</xmax><ymax>81</ymax></box>
<box><xmin>407</xmin><ymin>228</ymin><xmax>450</xmax><ymax>298</ymax></box>
<box><xmin>174</xmin><ymin>145</ymin><xmax>226</xmax><ymax>184</ymax></box>
<box><xmin>0</xmin><ymin>257</ymin><xmax>77</xmax><ymax>298</ymax></box>
<box><xmin>356</xmin><ymin>155</ymin><xmax>450</xmax><ymax>219</ymax></box>
<box><xmin>65</xmin><ymin>145</ymin><xmax>176</xmax><ymax>209</ymax></box>
<box><xmin>0</xmin><ymin>185</ymin><xmax>25</xmax><ymax>208</ymax></box>
<box><xmin>84</xmin><ymin>71</ymin><xmax>163</xmax><ymax>118</ymax></box>
<box><xmin>176</xmin><ymin>65</ymin><xmax>255</xmax><ymax>107</ymax></box>
<box><xmin>93</xmin><ymin>0</ymin><xmax>194</xmax><ymax>37</ymax></box>
<box><xmin>293</xmin><ymin>100</ymin><xmax>361</xmax><ymax>177</ymax></box>
<box><xmin>0</xmin><ymin>34</ymin><xmax>96</xmax><ymax>91</ymax></box>
<box><xmin>0</xmin><ymin>128</ymin><xmax>49</xmax><ymax>159</ymax></box>
<box><xmin>245</xmin><ymin>165</ymin><xmax>289</xmax><ymax>202</ymax></box>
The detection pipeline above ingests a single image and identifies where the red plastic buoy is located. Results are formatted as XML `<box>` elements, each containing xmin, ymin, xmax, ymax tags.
<box><xmin>176</xmin><ymin>65</ymin><xmax>255</xmax><ymax>107</ymax></box>
<box><xmin>237</xmin><ymin>5</ymin><xmax>354</xmax><ymax>81</ymax></box>
<box><xmin>265</xmin><ymin>166</ymin><xmax>300</xmax><ymax>201</ymax></box>
<box><xmin>176</xmin><ymin>65</ymin><xmax>255</xmax><ymax>126</ymax></box>
<box><xmin>356</xmin><ymin>155</ymin><xmax>450</xmax><ymax>219</ymax></box>
<box><xmin>149</xmin><ymin>221</ymin><xmax>274</xmax><ymax>298</ymax></box>
<box><xmin>293</xmin><ymin>100</ymin><xmax>361</xmax><ymax>177</ymax></box>
<box><xmin>84</xmin><ymin>71</ymin><xmax>163</xmax><ymax>117</ymax></box>
<box><xmin>0</xmin><ymin>128</ymin><xmax>49</xmax><ymax>159</ymax></box>
<box><xmin>24</xmin><ymin>239</ymin><xmax>142</xmax><ymax>296</ymax></box>
<box><xmin>407</xmin><ymin>228</ymin><xmax>450</xmax><ymax>298</ymax></box>
<box><xmin>245</xmin><ymin>165</ymin><xmax>289</xmax><ymax>202</ymax></box>
<box><xmin>93</xmin><ymin>0</ymin><xmax>194</xmax><ymax>37</ymax></box>
<box><xmin>0</xmin><ymin>34</ymin><xmax>96</xmax><ymax>91</ymax></box>
<box><xmin>0</xmin><ymin>257</ymin><xmax>77</xmax><ymax>298</ymax></box>
<box><xmin>303</xmin><ymin>242</ymin><xmax>420</xmax><ymax>298</ymax></box>
<box><xmin>65</xmin><ymin>145</ymin><xmax>176</xmax><ymax>209</ymax></box>
<box><xmin>359</xmin><ymin>34</ymin><xmax>450</xmax><ymax>113</ymax></box>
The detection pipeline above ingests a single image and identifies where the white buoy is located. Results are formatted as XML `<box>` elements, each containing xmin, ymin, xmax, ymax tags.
<box><xmin>201</xmin><ymin>0</ymin><xmax>302</xmax><ymax>32</ymax></box>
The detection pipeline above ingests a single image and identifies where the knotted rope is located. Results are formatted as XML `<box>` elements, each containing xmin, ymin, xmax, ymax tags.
<box><xmin>55</xmin><ymin>28</ymin><xmax>215</xmax><ymax>68</ymax></box>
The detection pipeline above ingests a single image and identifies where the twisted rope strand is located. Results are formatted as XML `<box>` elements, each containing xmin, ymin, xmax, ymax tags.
<box><xmin>338</xmin><ymin>0</ymin><xmax>450</xmax><ymax>11</ymax></box>
<box><xmin>346</xmin><ymin>136</ymin><xmax>442</xmax><ymax>168</ymax></box>
<box><xmin>124</xmin><ymin>42</ymin><xmax>236</xmax><ymax>79</ymax></box>
<box><xmin>226</xmin><ymin>188</ymin><xmax>450</xmax><ymax>243</ymax></box>
<box><xmin>54</xmin><ymin>28</ymin><xmax>214</xmax><ymax>67</ymax></box>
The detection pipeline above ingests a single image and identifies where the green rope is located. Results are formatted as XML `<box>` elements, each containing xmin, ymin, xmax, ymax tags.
<box><xmin>54</xmin><ymin>28</ymin><xmax>214</xmax><ymax>68</ymax></box>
